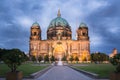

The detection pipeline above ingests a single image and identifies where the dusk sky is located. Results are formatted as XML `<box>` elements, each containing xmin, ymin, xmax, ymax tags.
<box><xmin>0</xmin><ymin>0</ymin><xmax>120</xmax><ymax>54</ymax></box>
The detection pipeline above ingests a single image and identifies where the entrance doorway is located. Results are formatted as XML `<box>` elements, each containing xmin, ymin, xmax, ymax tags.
<box><xmin>53</xmin><ymin>44</ymin><xmax>65</xmax><ymax>60</ymax></box>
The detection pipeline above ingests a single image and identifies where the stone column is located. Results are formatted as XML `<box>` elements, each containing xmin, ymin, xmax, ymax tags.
<box><xmin>48</xmin><ymin>42</ymin><xmax>52</xmax><ymax>56</ymax></box>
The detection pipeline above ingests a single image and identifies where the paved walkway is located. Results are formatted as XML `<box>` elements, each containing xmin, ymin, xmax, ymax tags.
<box><xmin>0</xmin><ymin>65</ymin><xmax>109</xmax><ymax>80</ymax></box>
<box><xmin>36</xmin><ymin>66</ymin><xmax>93</xmax><ymax>80</ymax></box>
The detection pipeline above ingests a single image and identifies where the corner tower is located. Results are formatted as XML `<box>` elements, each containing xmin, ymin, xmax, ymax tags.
<box><xmin>77</xmin><ymin>23</ymin><xmax>89</xmax><ymax>40</ymax></box>
<box><xmin>29</xmin><ymin>22</ymin><xmax>41</xmax><ymax>57</ymax></box>
<box><xmin>77</xmin><ymin>22</ymin><xmax>90</xmax><ymax>61</ymax></box>
<box><xmin>30</xmin><ymin>22</ymin><xmax>41</xmax><ymax>40</ymax></box>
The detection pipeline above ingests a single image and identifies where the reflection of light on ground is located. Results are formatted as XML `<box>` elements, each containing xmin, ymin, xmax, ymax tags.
<box><xmin>57</xmin><ymin>60</ymin><xmax>63</xmax><ymax>66</ymax></box>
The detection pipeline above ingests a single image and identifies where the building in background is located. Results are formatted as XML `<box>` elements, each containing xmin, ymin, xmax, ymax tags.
<box><xmin>29</xmin><ymin>10</ymin><xmax>90</xmax><ymax>62</ymax></box>
<box><xmin>109</xmin><ymin>48</ymin><xmax>118</xmax><ymax>58</ymax></box>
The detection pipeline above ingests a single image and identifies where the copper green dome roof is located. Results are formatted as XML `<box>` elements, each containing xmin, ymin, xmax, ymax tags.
<box><xmin>32</xmin><ymin>22</ymin><xmax>40</xmax><ymax>27</ymax></box>
<box><xmin>79</xmin><ymin>22</ymin><xmax>87</xmax><ymax>27</ymax></box>
<box><xmin>48</xmin><ymin>9</ymin><xmax>70</xmax><ymax>29</ymax></box>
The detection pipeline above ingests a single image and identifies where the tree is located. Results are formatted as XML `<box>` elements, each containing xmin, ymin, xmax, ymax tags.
<box><xmin>62</xmin><ymin>55</ymin><xmax>67</xmax><ymax>61</ymax></box>
<box><xmin>31</xmin><ymin>56</ymin><xmax>36</xmax><ymax>63</ymax></box>
<box><xmin>74</xmin><ymin>56</ymin><xmax>79</xmax><ymax>63</ymax></box>
<box><xmin>2</xmin><ymin>49</ymin><xmax>26</xmax><ymax>72</ymax></box>
<box><xmin>91</xmin><ymin>53</ymin><xmax>97</xmax><ymax>62</ymax></box>
<box><xmin>38</xmin><ymin>55</ymin><xmax>43</xmax><ymax>63</ymax></box>
<box><xmin>91</xmin><ymin>52</ymin><xmax>109</xmax><ymax>63</ymax></box>
<box><xmin>50</xmin><ymin>55</ymin><xmax>55</xmax><ymax>63</ymax></box>
<box><xmin>44</xmin><ymin>55</ymin><xmax>49</xmax><ymax>63</ymax></box>
<box><xmin>0</xmin><ymin>48</ymin><xmax>3</xmax><ymax>62</ymax></box>
<box><xmin>69</xmin><ymin>55</ymin><xmax>74</xmax><ymax>63</ymax></box>
<box><xmin>24</xmin><ymin>54</ymin><xmax>29</xmax><ymax>62</ymax></box>
<box><xmin>0</xmin><ymin>48</ymin><xmax>8</xmax><ymax>62</ymax></box>
<box><xmin>110</xmin><ymin>53</ymin><xmax>120</xmax><ymax>72</ymax></box>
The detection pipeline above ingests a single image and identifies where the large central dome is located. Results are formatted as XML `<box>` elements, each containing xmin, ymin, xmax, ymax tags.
<box><xmin>48</xmin><ymin>9</ymin><xmax>71</xmax><ymax>29</ymax></box>
<box><xmin>47</xmin><ymin>9</ymin><xmax>72</xmax><ymax>40</ymax></box>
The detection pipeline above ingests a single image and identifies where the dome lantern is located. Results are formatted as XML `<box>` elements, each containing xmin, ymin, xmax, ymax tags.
<box><xmin>57</xmin><ymin>9</ymin><xmax>61</xmax><ymax>17</ymax></box>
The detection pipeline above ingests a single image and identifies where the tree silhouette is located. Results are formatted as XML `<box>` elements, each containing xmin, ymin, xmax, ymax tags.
<box><xmin>69</xmin><ymin>55</ymin><xmax>74</xmax><ymax>63</ymax></box>
<box><xmin>50</xmin><ymin>55</ymin><xmax>55</xmax><ymax>63</ymax></box>
<box><xmin>38</xmin><ymin>55</ymin><xmax>43</xmax><ymax>63</ymax></box>
<box><xmin>31</xmin><ymin>56</ymin><xmax>36</xmax><ymax>63</ymax></box>
<box><xmin>44</xmin><ymin>55</ymin><xmax>49</xmax><ymax>63</ymax></box>
<box><xmin>62</xmin><ymin>55</ymin><xmax>67</xmax><ymax>61</ymax></box>
<box><xmin>91</xmin><ymin>52</ymin><xmax>109</xmax><ymax>63</ymax></box>
<box><xmin>2</xmin><ymin>49</ymin><xmax>26</xmax><ymax>72</ymax></box>
<box><xmin>110</xmin><ymin>53</ymin><xmax>120</xmax><ymax>72</ymax></box>
<box><xmin>74</xmin><ymin>56</ymin><xmax>79</xmax><ymax>63</ymax></box>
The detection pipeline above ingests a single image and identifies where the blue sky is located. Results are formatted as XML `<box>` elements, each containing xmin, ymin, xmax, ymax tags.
<box><xmin>0</xmin><ymin>0</ymin><xmax>120</xmax><ymax>54</ymax></box>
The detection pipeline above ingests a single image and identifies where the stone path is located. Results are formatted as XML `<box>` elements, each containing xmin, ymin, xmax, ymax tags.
<box><xmin>36</xmin><ymin>66</ymin><xmax>93</xmax><ymax>80</ymax></box>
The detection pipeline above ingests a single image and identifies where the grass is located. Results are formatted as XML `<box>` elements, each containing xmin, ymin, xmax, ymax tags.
<box><xmin>74</xmin><ymin>63</ymin><xmax>115</xmax><ymax>78</ymax></box>
<box><xmin>0</xmin><ymin>63</ymin><xmax>48</xmax><ymax>77</ymax></box>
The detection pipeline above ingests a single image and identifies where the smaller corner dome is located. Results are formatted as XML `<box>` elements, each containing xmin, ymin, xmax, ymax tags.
<box><xmin>32</xmin><ymin>22</ymin><xmax>40</xmax><ymax>27</ymax></box>
<box><xmin>79</xmin><ymin>22</ymin><xmax>88</xmax><ymax>28</ymax></box>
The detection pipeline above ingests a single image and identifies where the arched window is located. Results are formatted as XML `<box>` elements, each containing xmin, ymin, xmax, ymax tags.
<box><xmin>58</xmin><ymin>22</ymin><xmax>61</xmax><ymax>26</ymax></box>
<box><xmin>54</xmin><ymin>31</ymin><xmax>56</xmax><ymax>36</ymax></box>
<box><xmin>62</xmin><ymin>31</ymin><xmax>65</xmax><ymax>36</ymax></box>
<box><xmin>65</xmin><ymin>32</ymin><xmax>67</xmax><ymax>36</ymax></box>
<box><xmin>82</xmin><ymin>33</ymin><xmax>86</xmax><ymax>36</ymax></box>
<box><xmin>34</xmin><ymin>32</ymin><xmax>37</xmax><ymax>36</ymax></box>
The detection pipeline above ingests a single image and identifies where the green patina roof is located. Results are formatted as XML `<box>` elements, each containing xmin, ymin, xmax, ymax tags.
<box><xmin>48</xmin><ymin>9</ymin><xmax>70</xmax><ymax>29</ymax></box>
<box><xmin>48</xmin><ymin>17</ymin><xmax>70</xmax><ymax>28</ymax></box>
<box><xmin>79</xmin><ymin>22</ymin><xmax>87</xmax><ymax>27</ymax></box>
<box><xmin>32</xmin><ymin>22</ymin><xmax>40</xmax><ymax>27</ymax></box>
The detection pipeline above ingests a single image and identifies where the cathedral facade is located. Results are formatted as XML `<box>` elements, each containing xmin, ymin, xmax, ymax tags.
<box><xmin>29</xmin><ymin>10</ymin><xmax>90</xmax><ymax>62</ymax></box>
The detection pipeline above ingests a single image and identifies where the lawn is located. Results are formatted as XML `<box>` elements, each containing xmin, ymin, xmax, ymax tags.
<box><xmin>0</xmin><ymin>63</ymin><xmax>48</xmax><ymax>77</ymax></box>
<box><xmin>73</xmin><ymin>63</ymin><xmax>115</xmax><ymax>78</ymax></box>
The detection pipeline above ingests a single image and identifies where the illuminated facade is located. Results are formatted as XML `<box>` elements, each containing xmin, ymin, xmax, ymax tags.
<box><xmin>29</xmin><ymin>10</ymin><xmax>90</xmax><ymax>61</ymax></box>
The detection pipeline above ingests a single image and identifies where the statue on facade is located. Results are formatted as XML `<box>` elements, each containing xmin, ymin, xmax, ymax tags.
<box><xmin>57</xmin><ymin>30</ymin><xmax>62</xmax><ymax>40</ymax></box>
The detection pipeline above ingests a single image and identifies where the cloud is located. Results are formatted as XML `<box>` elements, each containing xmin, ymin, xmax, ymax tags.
<box><xmin>0</xmin><ymin>0</ymin><xmax>119</xmax><ymax>54</ymax></box>
<box><xmin>14</xmin><ymin>16</ymin><xmax>34</xmax><ymax>28</ymax></box>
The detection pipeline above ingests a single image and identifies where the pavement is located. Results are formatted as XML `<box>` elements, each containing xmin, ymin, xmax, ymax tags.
<box><xmin>36</xmin><ymin>66</ymin><xmax>94</xmax><ymax>80</ymax></box>
<box><xmin>0</xmin><ymin>65</ymin><xmax>109</xmax><ymax>80</ymax></box>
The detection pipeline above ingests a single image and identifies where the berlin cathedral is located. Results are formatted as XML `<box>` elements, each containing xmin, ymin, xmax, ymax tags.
<box><xmin>29</xmin><ymin>10</ymin><xmax>90</xmax><ymax>62</ymax></box>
